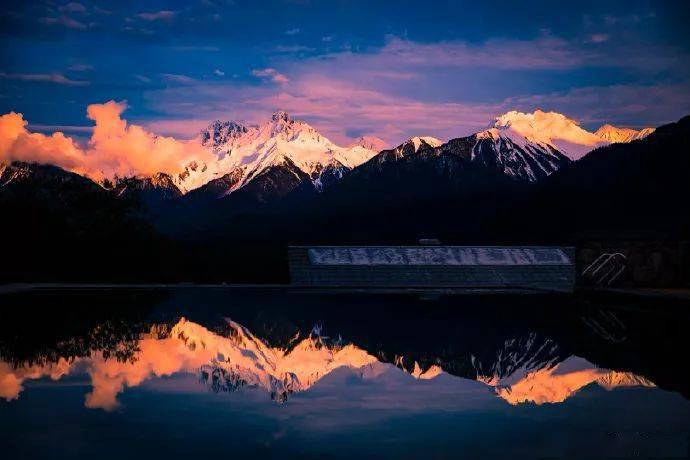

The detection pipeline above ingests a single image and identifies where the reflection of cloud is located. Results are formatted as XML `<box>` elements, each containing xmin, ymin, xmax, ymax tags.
<box><xmin>0</xmin><ymin>360</ymin><xmax>71</xmax><ymax>401</ymax></box>
<box><xmin>0</xmin><ymin>319</ymin><xmax>379</xmax><ymax>410</ymax></box>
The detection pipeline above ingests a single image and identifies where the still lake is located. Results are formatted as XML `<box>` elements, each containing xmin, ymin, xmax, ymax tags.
<box><xmin>1</xmin><ymin>288</ymin><xmax>689</xmax><ymax>459</ymax></box>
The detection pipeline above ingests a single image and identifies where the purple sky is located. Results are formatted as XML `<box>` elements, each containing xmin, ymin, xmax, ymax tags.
<box><xmin>2</xmin><ymin>0</ymin><xmax>690</xmax><ymax>146</ymax></box>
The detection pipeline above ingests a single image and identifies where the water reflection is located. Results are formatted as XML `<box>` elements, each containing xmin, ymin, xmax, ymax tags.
<box><xmin>0</xmin><ymin>315</ymin><xmax>658</xmax><ymax>409</ymax></box>
<box><xmin>1</xmin><ymin>290</ymin><xmax>689</xmax><ymax>459</ymax></box>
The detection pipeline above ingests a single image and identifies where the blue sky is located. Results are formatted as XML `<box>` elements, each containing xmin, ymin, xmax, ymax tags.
<box><xmin>1</xmin><ymin>0</ymin><xmax>690</xmax><ymax>144</ymax></box>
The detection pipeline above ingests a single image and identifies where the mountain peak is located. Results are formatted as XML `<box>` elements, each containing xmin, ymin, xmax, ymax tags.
<box><xmin>349</xmin><ymin>136</ymin><xmax>388</xmax><ymax>152</ymax></box>
<box><xmin>594</xmin><ymin>124</ymin><xmax>655</xmax><ymax>143</ymax></box>
<box><xmin>491</xmin><ymin>110</ymin><xmax>605</xmax><ymax>160</ymax></box>
<box><xmin>183</xmin><ymin>110</ymin><xmax>382</xmax><ymax>197</ymax></box>
<box><xmin>406</xmin><ymin>136</ymin><xmax>443</xmax><ymax>151</ymax></box>
<box><xmin>200</xmin><ymin>120</ymin><xmax>248</xmax><ymax>148</ymax></box>
<box><xmin>493</xmin><ymin>110</ymin><xmax>583</xmax><ymax>136</ymax></box>
<box><xmin>271</xmin><ymin>110</ymin><xmax>292</xmax><ymax>123</ymax></box>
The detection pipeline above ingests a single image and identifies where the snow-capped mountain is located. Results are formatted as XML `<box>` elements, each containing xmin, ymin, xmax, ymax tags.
<box><xmin>369</xmin><ymin>136</ymin><xmax>443</xmax><ymax>164</ymax></box>
<box><xmin>178</xmin><ymin>111</ymin><xmax>381</xmax><ymax>199</ymax></box>
<box><xmin>354</xmin><ymin>110</ymin><xmax>660</xmax><ymax>183</ymax></box>
<box><xmin>357</xmin><ymin>121</ymin><xmax>571</xmax><ymax>183</ymax></box>
<box><xmin>349</xmin><ymin>135</ymin><xmax>388</xmax><ymax>152</ymax></box>
<box><xmin>594</xmin><ymin>124</ymin><xmax>655</xmax><ymax>143</ymax></box>
<box><xmin>487</xmin><ymin>111</ymin><xmax>656</xmax><ymax>160</ymax></box>
<box><xmin>490</xmin><ymin>110</ymin><xmax>607</xmax><ymax>161</ymax></box>
<box><xmin>99</xmin><ymin>110</ymin><xmax>658</xmax><ymax>198</ymax></box>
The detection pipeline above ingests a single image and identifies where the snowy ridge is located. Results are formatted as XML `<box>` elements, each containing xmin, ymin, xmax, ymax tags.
<box><xmin>408</xmin><ymin>136</ymin><xmax>443</xmax><ymax>150</ymax></box>
<box><xmin>490</xmin><ymin>110</ymin><xmax>607</xmax><ymax>161</ymax></box>
<box><xmin>349</xmin><ymin>135</ymin><xmax>388</xmax><ymax>152</ymax></box>
<box><xmin>368</xmin><ymin>135</ymin><xmax>443</xmax><ymax>166</ymax></box>
<box><xmin>367</xmin><ymin>119</ymin><xmax>571</xmax><ymax>182</ymax></box>
<box><xmin>174</xmin><ymin>110</ymin><xmax>659</xmax><ymax>193</ymax></box>
<box><xmin>176</xmin><ymin>111</ymin><xmax>380</xmax><ymax>194</ymax></box>
<box><xmin>595</xmin><ymin>124</ymin><xmax>655</xmax><ymax>143</ymax></box>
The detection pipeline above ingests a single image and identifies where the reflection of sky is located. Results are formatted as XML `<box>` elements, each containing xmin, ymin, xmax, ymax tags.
<box><xmin>3</xmin><ymin>370</ymin><xmax>689</xmax><ymax>459</ymax></box>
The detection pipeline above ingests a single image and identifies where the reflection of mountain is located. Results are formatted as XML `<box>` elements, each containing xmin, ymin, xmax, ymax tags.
<box><xmin>0</xmin><ymin>317</ymin><xmax>655</xmax><ymax>410</ymax></box>
<box><xmin>472</xmin><ymin>333</ymin><xmax>563</xmax><ymax>385</ymax></box>
<box><xmin>186</xmin><ymin>320</ymin><xmax>381</xmax><ymax>403</ymax></box>
<box><xmin>491</xmin><ymin>356</ymin><xmax>654</xmax><ymax>405</ymax></box>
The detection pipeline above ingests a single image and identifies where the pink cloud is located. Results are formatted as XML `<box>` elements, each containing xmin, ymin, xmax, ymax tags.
<box><xmin>0</xmin><ymin>112</ymin><xmax>86</xmax><ymax>170</ymax></box>
<box><xmin>1</xmin><ymin>101</ymin><xmax>214</xmax><ymax>180</ymax></box>
<box><xmin>252</xmin><ymin>68</ymin><xmax>289</xmax><ymax>85</ymax></box>
<box><xmin>141</xmin><ymin>33</ymin><xmax>690</xmax><ymax>146</ymax></box>
<box><xmin>140</xmin><ymin>36</ymin><xmax>600</xmax><ymax>144</ymax></box>
<box><xmin>145</xmin><ymin>74</ymin><xmax>497</xmax><ymax>145</ymax></box>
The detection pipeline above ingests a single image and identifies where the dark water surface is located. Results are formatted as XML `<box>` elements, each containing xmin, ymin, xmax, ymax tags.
<box><xmin>1</xmin><ymin>288</ymin><xmax>689</xmax><ymax>459</ymax></box>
